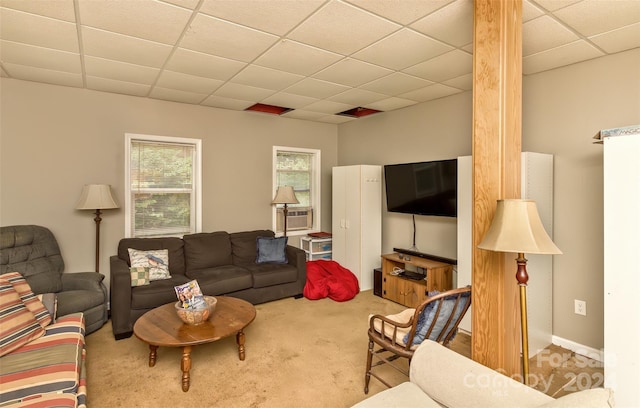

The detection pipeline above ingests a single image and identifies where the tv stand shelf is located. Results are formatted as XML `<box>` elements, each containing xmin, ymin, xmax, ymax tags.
<box><xmin>381</xmin><ymin>253</ymin><xmax>453</xmax><ymax>308</ymax></box>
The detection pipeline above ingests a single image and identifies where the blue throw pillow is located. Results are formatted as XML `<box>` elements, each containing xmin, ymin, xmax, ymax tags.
<box><xmin>256</xmin><ymin>236</ymin><xmax>288</xmax><ymax>264</ymax></box>
<box><xmin>405</xmin><ymin>289</ymin><xmax>471</xmax><ymax>346</ymax></box>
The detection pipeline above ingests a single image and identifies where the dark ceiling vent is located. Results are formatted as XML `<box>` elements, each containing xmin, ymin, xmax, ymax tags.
<box><xmin>245</xmin><ymin>103</ymin><xmax>293</xmax><ymax>115</ymax></box>
<box><xmin>336</xmin><ymin>107</ymin><xmax>382</xmax><ymax>118</ymax></box>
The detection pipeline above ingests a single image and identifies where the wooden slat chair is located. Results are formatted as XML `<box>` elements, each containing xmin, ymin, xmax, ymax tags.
<box><xmin>364</xmin><ymin>286</ymin><xmax>472</xmax><ymax>393</ymax></box>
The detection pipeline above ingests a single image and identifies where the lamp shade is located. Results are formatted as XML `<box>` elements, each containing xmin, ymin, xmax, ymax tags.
<box><xmin>271</xmin><ymin>186</ymin><xmax>299</xmax><ymax>205</ymax></box>
<box><xmin>76</xmin><ymin>184</ymin><xmax>119</xmax><ymax>210</ymax></box>
<box><xmin>478</xmin><ymin>199</ymin><xmax>561</xmax><ymax>255</ymax></box>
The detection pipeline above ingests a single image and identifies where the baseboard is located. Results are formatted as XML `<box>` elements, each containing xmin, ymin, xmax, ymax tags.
<box><xmin>552</xmin><ymin>335</ymin><xmax>604</xmax><ymax>363</ymax></box>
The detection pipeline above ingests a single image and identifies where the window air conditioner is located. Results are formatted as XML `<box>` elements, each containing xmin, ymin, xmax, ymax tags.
<box><xmin>276</xmin><ymin>207</ymin><xmax>312</xmax><ymax>231</ymax></box>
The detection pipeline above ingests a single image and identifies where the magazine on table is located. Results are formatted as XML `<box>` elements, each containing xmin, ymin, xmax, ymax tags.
<box><xmin>174</xmin><ymin>280</ymin><xmax>206</xmax><ymax>309</ymax></box>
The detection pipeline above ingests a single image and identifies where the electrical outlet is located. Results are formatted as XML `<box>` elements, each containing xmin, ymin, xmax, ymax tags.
<box><xmin>574</xmin><ymin>299</ymin><xmax>587</xmax><ymax>316</ymax></box>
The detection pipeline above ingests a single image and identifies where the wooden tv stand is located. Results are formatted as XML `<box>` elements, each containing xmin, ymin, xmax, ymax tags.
<box><xmin>381</xmin><ymin>253</ymin><xmax>453</xmax><ymax>308</ymax></box>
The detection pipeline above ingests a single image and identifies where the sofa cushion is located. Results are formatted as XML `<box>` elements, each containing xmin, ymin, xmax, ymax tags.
<box><xmin>2</xmin><ymin>272</ymin><xmax>52</xmax><ymax>328</ymax></box>
<box><xmin>183</xmin><ymin>232</ymin><xmax>233</xmax><ymax>270</ymax></box>
<box><xmin>256</xmin><ymin>236</ymin><xmax>288</xmax><ymax>264</ymax></box>
<box><xmin>0</xmin><ymin>313</ymin><xmax>84</xmax><ymax>405</ymax></box>
<box><xmin>118</xmin><ymin>237</ymin><xmax>186</xmax><ymax>276</ymax></box>
<box><xmin>539</xmin><ymin>388</ymin><xmax>615</xmax><ymax>408</ymax></box>
<box><xmin>130</xmin><ymin>275</ymin><xmax>191</xmax><ymax>310</ymax></box>
<box><xmin>243</xmin><ymin>263</ymin><xmax>299</xmax><ymax>288</ymax></box>
<box><xmin>0</xmin><ymin>279</ymin><xmax>45</xmax><ymax>357</ymax></box>
<box><xmin>0</xmin><ymin>225</ymin><xmax>64</xmax><ymax>295</ymax></box>
<box><xmin>351</xmin><ymin>382</ymin><xmax>441</xmax><ymax>408</ymax></box>
<box><xmin>187</xmin><ymin>266</ymin><xmax>253</xmax><ymax>295</ymax></box>
<box><xmin>230</xmin><ymin>230</ymin><xmax>274</xmax><ymax>265</ymax></box>
<box><xmin>56</xmin><ymin>289</ymin><xmax>108</xmax><ymax>318</ymax></box>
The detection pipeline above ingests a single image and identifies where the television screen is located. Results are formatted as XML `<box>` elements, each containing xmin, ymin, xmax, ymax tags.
<box><xmin>384</xmin><ymin>159</ymin><xmax>457</xmax><ymax>217</ymax></box>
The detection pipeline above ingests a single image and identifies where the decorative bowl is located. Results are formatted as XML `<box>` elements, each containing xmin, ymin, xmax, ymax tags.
<box><xmin>175</xmin><ymin>296</ymin><xmax>217</xmax><ymax>325</ymax></box>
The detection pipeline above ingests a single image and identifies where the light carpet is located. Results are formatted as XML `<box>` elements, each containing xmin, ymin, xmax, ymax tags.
<box><xmin>86</xmin><ymin>290</ymin><xmax>409</xmax><ymax>408</ymax></box>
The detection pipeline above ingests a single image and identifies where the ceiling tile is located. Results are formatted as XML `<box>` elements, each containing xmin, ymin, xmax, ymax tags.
<box><xmin>155</xmin><ymin>70</ymin><xmax>223</xmax><ymax>94</ymax></box>
<box><xmin>313</xmin><ymin>58</ymin><xmax>392</xmax><ymax>87</ymax></box>
<box><xmin>400</xmin><ymin>83</ymin><xmax>462</xmax><ymax>102</ymax></box>
<box><xmin>198</xmin><ymin>0</ymin><xmax>324</xmax><ymax>36</ymax></box>
<box><xmin>301</xmin><ymin>99</ymin><xmax>354</xmax><ymax>114</ymax></box>
<box><xmin>346</xmin><ymin>0</ymin><xmax>455</xmax><ymax>25</ymax></box>
<box><xmin>589</xmin><ymin>22</ymin><xmax>640</xmax><ymax>54</ymax></box>
<box><xmin>443</xmin><ymin>73</ymin><xmax>473</xmax><ymax>91</ymax></box>
<box><xmin>1</xmin><ymin>0</ymin><xmax>76</xmax><ymax>22</ymax></box>
<box><xmin>533</xmin><ymin>0</ymin><xmax>582</xmax><ymax>12</ymax></box>
<box><xmin>149</xmin><ymin>86</ymin><xmax>207</xmax><ymax>104</ymax></box>
<box><xmin>366</xmin><ymin>96</ymin><xmax>418</xmax><ymax>111</ymax></box>
<box><xmin>86</xmin><ymin>75</ymin><xmax>151</xmax><ymax>97</ymax></box>
<box><xmin>0</xmin><ymin>40</ymin><xmax>81</xmax><ymax>73</ymax></box>
<box><xmin>353</xmin><ymin>28</ymin><xmax>453</xmax><ymax>70</ymax></box>
<box><xmin>2</xmin><ymin>62</ymin><xmax>82</xmax><ymax>87</ymax></box>
<box><xmin>84</xmin><ymin>56</ymin><xmax>159</xmax><ymax>84</ymax></box>
<box><xmin>316</xmin><ymin>114</ymin><xmax>357</xmax><ymax>124</ymax></box>
<box><xmin>231</xmin><ymin>65</ymin><xmax>304</xmax><ymax>91</ymax></box>
<box><xmin>1</xmin><ymin>7</ymin><xmax>79</xmax><ymax>52</ymax></box>
<box><xmin>82</xmin><ymin>27</ymin><xmax>173</xmax><ymax>68</ymax></box>
<box><xmin>329</xmin><ymin>88</ymin><xmax>387</xmax><ymax>105</ymax></box>
<box><xmin>165</xmin><ymin>48</ymin><xmax>245</xmax><ymax>81</ymax></box>
<box><xmin>281</xmin><ymin>109</ymin><xmax>331</xmax><ymax>121</ymax></box>
<box><xmin>261</xmin><ymin>92</ymin><xmax>319</xmax><ymax>109</ymax></box>
<box><xmin>78</xmin><ymin>0</ymin><xmax>192</xmax><ymax>45</ymax></box>
<box><xmin>201</xmin><ymin>94</ymin><xmax>255</xmax><ymax>111</ymax></box>
<box><xmin>161</xmin><ymin>0</ymin><xmax>200</xmax><ymax>10</ymax></box>
<box><xmin>554</xmin><ymin>0</ymin><xmax>640</xmax><ymax>37</ymax></box>
<box><xmin>283</xmin><ymin>77</ymin><xmax>350</xmax><ymax>99</ymax></box>
<box><xmin>179</xmin><ymin>13</ymin><xmax>278</xmax><ymax>62</ymax></box>
<box><xmin>522</xmin><ymin>0</ymin><xmax>545</xmax><ymax>22</ymax></box>
<box><xmin>403</xmin><ymin>49</ymin><xmax>472</xmax><ymax>82</ymax></box>
<box><xmin>523</xmin><ymin>15</ymin><xmax>580</xmax><ymax>56</ymax></box>
<box><xmin>361</xmin><ymin>72</ymin><xmax>433</xmax><ymax>95</ymax></box>
<box><xmin>523</xmin><ymin>40</ymin><xmax>604</xmax><ymax>75</ymax></box>
<box><xmin>288</xmin><ymin>1</ymin><xmax>400</xmax><ymax>55</ymax></box>
<box><xmin>254</xmin><ymin>39</ymin><xmax>343</xmax><ymax>76</ymax></box>
<box><xmin>410</xmin><ymin>0</ymin><xmax>473</xmax><ymax>47</ymax></box>
<box><xmin>213</xmin><ymin>82</ymin><xmax>275</xmax><ymax>101</ymax></box>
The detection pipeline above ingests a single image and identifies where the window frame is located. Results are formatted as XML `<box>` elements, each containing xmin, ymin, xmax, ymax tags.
<box><xmin>272</xmin><ymin>146</ymin><xmax>321</xmax><ymax>236</ymax></box>
<box><xmin>125</xmin><ymin>133</ymin><xmax>202</xmax><ymax>238</ymax></box>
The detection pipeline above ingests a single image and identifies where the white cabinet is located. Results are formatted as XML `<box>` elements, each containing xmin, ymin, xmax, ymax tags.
<box><xmin>332</xmin><ymin>165</ymin><xmax>382</xmax><ymax>291</ymax></box>
<box><xmin>599</xmin><ymin>125</ymin><xmax>640</xmax><ymax>407</ymax></box>
<box><xmin>457</xmin><ymin>152</ymin><xmax>554</xmax><ymax>358</ymax></box>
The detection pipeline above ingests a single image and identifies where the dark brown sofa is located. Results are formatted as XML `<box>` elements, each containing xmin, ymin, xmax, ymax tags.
<box><xmin>109</xmin><ymin>229</ymin><xmax>306</xmax><ymax>339</ymax></box>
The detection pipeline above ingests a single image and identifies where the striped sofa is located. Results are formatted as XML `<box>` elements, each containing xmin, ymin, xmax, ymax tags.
<box><xmin>0</xmin><ymin>271</ymin><xmax>87</xmax><ymax>407</ymax></box>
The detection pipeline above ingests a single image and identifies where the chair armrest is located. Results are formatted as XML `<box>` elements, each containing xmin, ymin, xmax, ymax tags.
<box><xmin>369</xmin><ymin>311</ymin><xmax>415</xmax><ymax>349</ymax></box>
<box><xmin>61</xmin><ymin>272</ymin><xmax>105</xmax><ymax>292</ymax></box>
<box><xmin>110</xmin><ymin>255</ymin><xmax>134</xmax><ymax>338</ymax></box>
<box><xmin>286</xmin><ymin>245</ymin><xmax>306</xmax><ymax>275</ymax></box>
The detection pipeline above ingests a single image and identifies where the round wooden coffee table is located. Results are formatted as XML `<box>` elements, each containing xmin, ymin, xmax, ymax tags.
<box><xmin>133</xmin><ymin>296</ymin><xmax>256</xmax><ymax>392</ymax></box>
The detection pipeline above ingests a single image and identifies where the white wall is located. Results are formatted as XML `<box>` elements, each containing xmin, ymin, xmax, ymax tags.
<box><xmin>337</xmin><ymin>49</ymin><xmax>640</xmax><ymax>350</ymax></box>
<box><xmin>0</xmin><ymin>79</ymin><xmax>339</xmax><ymax>292</ymax></box>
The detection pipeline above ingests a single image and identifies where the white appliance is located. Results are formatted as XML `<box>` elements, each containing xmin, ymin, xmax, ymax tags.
<box><xmin>332</xmin><ymin>165</ymin><xmax>382</xmax><ymax>291</ymax></box>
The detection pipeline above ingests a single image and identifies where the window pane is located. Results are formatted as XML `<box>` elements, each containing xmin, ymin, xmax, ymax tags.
<box><xmin>276</xmin><ymin>151</ymin><xmax>312</xmax><ymax>208</ymax></box>
<box><xmin>133</xmin><ymin>192</ymin><xmax>191</xmax><ymax>237</ymax></box>
<box><xmin>132</xmin><ymin>141</ymin><xmax>193</xmax><ymax>189</ymax></box>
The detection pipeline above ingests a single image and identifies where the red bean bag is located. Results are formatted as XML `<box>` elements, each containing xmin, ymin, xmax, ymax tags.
<box><xmin>303</xmin><ymin>260</ymin><xmax>360</xmax><ymax>302</ymax></box>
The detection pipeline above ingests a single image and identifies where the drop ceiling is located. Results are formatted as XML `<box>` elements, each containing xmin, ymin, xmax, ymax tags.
<box><xmin>1</xmin><ymin>0</ymin><xmax>639</xmax><ymax>124</ymax></box>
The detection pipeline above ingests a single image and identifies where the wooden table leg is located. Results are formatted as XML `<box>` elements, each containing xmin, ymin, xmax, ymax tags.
<box><xmin>181</xmin><ymin>345</ymin><xmax>192</xmax><ymax>392</ymax></box>
<box><xmin>148</xmin><ymin>345</ymin><xmax>158</xmax><ymax>367</ymax></box>
<box><xmin>236</xmin><ymin>330</ymin><xmax>246</xmax><ymax>361</ymax></box>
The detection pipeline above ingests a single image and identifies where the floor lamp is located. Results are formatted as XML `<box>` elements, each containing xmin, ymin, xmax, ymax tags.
<box><xmin>478</xmin><ymin>199</ymin><xmax>561</xmax><ymax>385</ymax></box>
<box><xmin>271</xmin><ymin>186</ymin><xmax>299</xmax><ymax>237</ymax></box>
<box><xmin>76</xmin><ymin>184</ymin><xmax>119</xmax><ymax>273</ymax></box>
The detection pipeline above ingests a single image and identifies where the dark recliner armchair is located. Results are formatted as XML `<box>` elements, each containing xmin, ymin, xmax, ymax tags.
<box><xmin>0</xmin><ymin>225</ymin><xmax>108</xmax><ymax>334</ymax></box>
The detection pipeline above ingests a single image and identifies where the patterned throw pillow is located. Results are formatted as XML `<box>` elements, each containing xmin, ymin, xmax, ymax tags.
<box><xmin>1</xmin><ymin>272</ymin><xmax>52</xmax><ymax>328</ymax></box>
<box><xmin>128</xmin><ymin>249</ymin><xmax>171</xmax><ymax>281</ymax></box>
<box><xmin>37</xmin><ymin>293</ymin><xmax>57</xmax><ymax>321</ymax></box>
<box><xmin>0</xmin><ymin>278</ymin><xmax>45</xmax><ymax>357</ymax></box>
<box><xmin>130</xmin><ymin>267</ymin><xmax>150</xmax><ymax>287</ymax></box>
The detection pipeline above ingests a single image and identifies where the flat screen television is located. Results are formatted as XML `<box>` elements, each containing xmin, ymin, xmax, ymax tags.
<box><xmin>384</xmin><ymin>159</ymin><xmax>457</xmax><ymax>217</ymax></box>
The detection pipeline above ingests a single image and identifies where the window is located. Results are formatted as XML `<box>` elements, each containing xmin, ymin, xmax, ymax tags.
<box><xmin>273</xmin><ymin>146</ymin><xmax>321</xmax><ymax>235</ymax></box>
<box><xmin>125</xmin><ymin>134</ymin><xmax>202</xmax><ymax>238</ymax></box>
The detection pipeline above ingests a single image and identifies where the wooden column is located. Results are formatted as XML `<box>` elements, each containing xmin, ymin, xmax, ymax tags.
<box><xmin>472</xmin><ymin>0</ymin><xmax>523</xmax><ymax>378</ymax></box>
